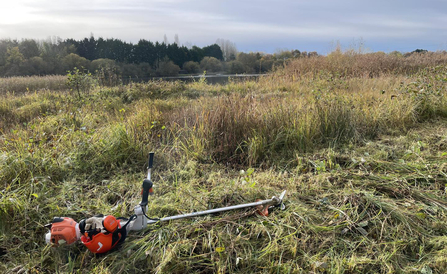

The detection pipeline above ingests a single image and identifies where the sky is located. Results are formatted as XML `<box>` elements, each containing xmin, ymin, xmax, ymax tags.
<box><xmin>0</xmin><ymin>0</ymin><xmax>446</xmax><ymax>54</ymax></box>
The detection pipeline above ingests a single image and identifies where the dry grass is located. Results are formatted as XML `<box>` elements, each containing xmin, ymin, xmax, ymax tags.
<box><xmin>279</xmin><ymin>51</ymin><xmax>447</xmax><ymax>79</ymax></box>
<box><xmin>0</xmin><ymin>75</ymin><xmax>67</xmax><ymax>94</ymax></box>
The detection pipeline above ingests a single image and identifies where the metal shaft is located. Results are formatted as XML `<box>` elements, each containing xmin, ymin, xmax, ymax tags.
<box><xmin>147</xmin><ymin>168</ymin><xmax>151</xmax><ymax>181</ymax></box>
<box><xmin>147</xmin><ymin>195</ymin><xmax>282</xmax><ymax>224</ymax></box>
<box><xmin>147</xmin><ymin>152</ymin><xmax>154</xmax><ymax>180</ymax></box>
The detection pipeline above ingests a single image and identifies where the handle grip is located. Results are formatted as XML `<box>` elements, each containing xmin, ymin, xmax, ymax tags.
<box><xmin>148</xmin><ymin>152</ymin><xmax>154</xmax><ymax>169</ymax></box>
<box><xmin>140</xmin><ymin>179</ymin><xmax>153</xmax><ymax>207</ymax></box>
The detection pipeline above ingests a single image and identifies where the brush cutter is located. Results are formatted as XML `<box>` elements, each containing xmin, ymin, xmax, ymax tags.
<box><xmin>45</xmin><ymin>152</ymin><xmax>286</xmax><ymax>254</ymax></box>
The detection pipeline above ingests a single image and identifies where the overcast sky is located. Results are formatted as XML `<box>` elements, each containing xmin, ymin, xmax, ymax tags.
<box><xmin>0</xmin><ymin>0</ymin><xmax>446</xmax><ymax>54</ymax></box>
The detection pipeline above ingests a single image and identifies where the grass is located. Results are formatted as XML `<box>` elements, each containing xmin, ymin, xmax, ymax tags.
<box><xmin>1</xmin><ymin>54</ymin><xmax>447</xmax><ymax>273</ymax></box>
<box><xmin>0</xmin><ymin>75</ymin><xmax>67</xmax><ymax>94</ymax></box>
<box><xmin>280</xmin><ymin>50</ymin><xmax>447</xmax><ymax>78</ymax></box>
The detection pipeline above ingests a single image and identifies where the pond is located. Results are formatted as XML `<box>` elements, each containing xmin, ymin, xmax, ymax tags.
<box><xmin>140</xmin><ymin>74</ymin><xmax>264</xmax><ymax>85</ymax></box>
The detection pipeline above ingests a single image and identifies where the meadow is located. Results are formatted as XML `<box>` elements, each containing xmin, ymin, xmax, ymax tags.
<box><xmin>1</xmin><ymin>51</ymin><xmax>447</xmax><ymax>273</ymax></box>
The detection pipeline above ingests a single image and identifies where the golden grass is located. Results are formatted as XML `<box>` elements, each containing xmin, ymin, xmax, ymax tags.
<box><xmin>280</xmin><ymin>51</ymin><xmax>447</xmax><ymax>78</ymax></box>
<box><xmin>0</xmin><ymin>75</ymin><xmax>67</xmax><ymax>94</ymax></box>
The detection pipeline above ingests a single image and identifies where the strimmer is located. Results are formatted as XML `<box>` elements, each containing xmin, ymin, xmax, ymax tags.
<box><xmin>45</xmin><ymin>152</ymin><xmax>286</xmax><ymax>253</ymax></box>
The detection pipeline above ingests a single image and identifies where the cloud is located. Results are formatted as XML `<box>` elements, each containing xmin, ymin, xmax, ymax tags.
<box><xmin>0</xmin><ymin>0</ymin><xmax>446</xmax><ymax>53</ymax></box>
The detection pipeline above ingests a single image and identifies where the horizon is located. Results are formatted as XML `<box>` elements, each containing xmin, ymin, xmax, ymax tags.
<box><xmin>1</xmin><ymin>0</ymin><xmax>446</xmax><ymax>55</ymax></box>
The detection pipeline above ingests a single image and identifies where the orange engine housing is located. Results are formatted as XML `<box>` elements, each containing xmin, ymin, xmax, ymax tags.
<box><xmin>49</xmin><ymin>217</ymin><xmax>79</xmax><ymax>246</ymax></box>
<box><xmin>81</xmin><ymin>221</ymin><xmax>123</xmax><ymax>254</ymax></box>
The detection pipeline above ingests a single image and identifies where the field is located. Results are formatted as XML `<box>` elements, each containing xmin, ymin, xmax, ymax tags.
<box><xmin>1</xmin><ymin>52</ymin><xmax>447</xmax><ymax>273</ymax></box>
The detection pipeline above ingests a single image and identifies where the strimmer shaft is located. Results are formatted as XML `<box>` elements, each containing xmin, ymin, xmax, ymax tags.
<box><xmin>147</xmin><ymin>191</ymin><xmax>286</xmax><ymax>224</ymax></box>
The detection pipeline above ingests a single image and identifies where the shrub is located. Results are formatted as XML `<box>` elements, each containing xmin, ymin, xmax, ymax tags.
<box><xmin>200</xmin><ymin>57</ymin><xmax>222</xmax><ymax>73</ymax></box>
<box><xmin>66</xmin><ymin>67</ymin><xmax>96</xmax><ymax>99</ymax></box>
<box><xmin>91</xmin><ymin>58</ymin><xmax>117</xmax><ymax>72</ymax></box>
<box><xmin>183</xmin><ymin>61</ymin><xmax>200</xmax><ymax>74</ymax></box>
<box><xmin>63</xmin><ymin>53</ymin><xmax>91</xmax><ymax>72</ymax></box>
<box><xmin>156</xmin><ymin>60</ymin><xmax>180</xmax><ymax>77</ymax></box>
<box><xmin>227</xmin><ymin>60</ymin><xmax>245</xmax><ymax>74</ymax></box>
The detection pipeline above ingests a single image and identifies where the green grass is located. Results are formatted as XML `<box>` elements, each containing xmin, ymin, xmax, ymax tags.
<box><xmin>1</xmin><ymin>63</ymin><xmax>447</xmax><ymax>273</ymax></box>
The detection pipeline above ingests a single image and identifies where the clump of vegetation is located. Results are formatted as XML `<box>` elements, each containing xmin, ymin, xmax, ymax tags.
<box><xmin>182</xmin><ymin>61</ymin><xmax>200</xmax><ymax>74</ymax></box>
<box><xmin>66</xmin><ymin>67</ymin><xmax>96</xmax><ymax>99</ymax></box>
<box><xmin>1</xmin><ymin>53</ymin><xmax>447</xmax><ymax>273</ymax></box>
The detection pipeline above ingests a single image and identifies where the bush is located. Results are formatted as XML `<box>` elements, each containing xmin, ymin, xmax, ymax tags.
<box><xmin>183</xmin><ymin>61</ymin><xmax>200</xmax><ymax>74</ymax></box>
<box><xmin>200</xmin><ymin>57</ymin><xmax>222</xmax><ymax>73</ymax></box>
<box><xmin>121</xmin><ymin>63</ymin><xmax>141</xmax><ymax>79</ymax></box>
<box><xmin>156</xmin><ymin>60</ymin><xmax>180</xmax><ymax>76</ymax></box>
<box><xmin>91</xmin><ymin>58</ymin><xmax>117</xmax><ymax>72</ymax></box>
<box><xmin>63</xmin><ymin>53</ymin><xmax>90</xmax><ymax>72</ymax></box>
<box><xmin>66</xmin><ymin>67</ymin><xmax>96</xmax><ymax>99</ymax></box>
<box><xmin>237</xmin><ymin>52</ymin><xmax>259</xmax><ymax>73</ymax></box>
<box><xmin>227</xmin><ymin>60</ymin><xmax>245</xmax><ymax>74</ymax></box>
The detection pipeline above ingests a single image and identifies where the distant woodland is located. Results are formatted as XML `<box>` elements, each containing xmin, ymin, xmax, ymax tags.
<box><xmin>0</xmin><ymin>36</ymin><xmax>317</xmax><ymax>78</ymax></box>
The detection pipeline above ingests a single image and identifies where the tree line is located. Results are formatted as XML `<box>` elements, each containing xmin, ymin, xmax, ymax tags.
<box><xmin>0</xmin><ymin>36</ymin><xmax>318</xmax><ymax>78</ymax></box>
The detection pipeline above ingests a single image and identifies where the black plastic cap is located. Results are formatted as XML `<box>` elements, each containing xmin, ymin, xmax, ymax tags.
<box><xmin>148</xmin><ymin>153</ymin><xmax>154</xmax><ymax>169</ymax></box>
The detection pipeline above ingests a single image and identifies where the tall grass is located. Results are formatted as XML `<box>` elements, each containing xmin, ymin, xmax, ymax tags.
<box><xmin>278</xmin><ymin>51</ymin><xmax>447</xmax><ymax>79</ymax></box>
<box><xmin>0</xmin><ymin>75</ymin><xmax>67</xmax><ymax>94</ymax></box>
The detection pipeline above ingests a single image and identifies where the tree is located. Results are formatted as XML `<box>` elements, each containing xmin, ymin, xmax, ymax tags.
<box><xmin>19</xmin><ymin>39</ymin><xmax>40</xmax><ymax>59</ymax></box>
<box><xmin>274</xmin><ymin>50</ymin><xmax>293</xmax><ymax>60</ymax></box>
<box><xmin>202</xmin><ymin>44</ymin><xmax>224</xmax><ymax>60</ymax></box>
<box><xmin>237</xmin><ymin>52</ymin><xmax>258</xmax><ymax>73</ymax></box>
<box><xmin>291</xmin><ymin>49</ymin><xmax>301</xmax><ymax>58</ymax></box>
<box><xmin>21</xmin><ymin>57</ymin><xmax>48</xmax><ymax>75</ymax></box>
<box><xmin>91</xmin><ymin>58</ymin><xmax>117</xmax><ymax>72</ymax></box>
<box><xmin>121</xmin><ymin>63</ymin><xmax>141</xmax><ymax>79</ymax></box>
<box><xmin>4</xmin><ymin>47</ymin><xmax>25</xmax><ymax>76</ymax></box>
<box><xmin>77</xmin><ymin>35</ymin><xmax>97</xmax><ymax>60</ymax></box>
<box><xmin>6</xmin><ymin>47</ymin><xmax>25</xmax><ymax>67</ymax></box>
<box><xmin>66</xmin><ymin>67</ymin><xmax>95</xmax><ymax>99</ymax></box>
<box><xmin>216</xmin><ymin>38</ymin><xmax>238</xmax><ymax>61</ymax></box>
<box><xmin>107</xmin><ymin>39</ymin><xmax>133</xmax><ymax>62</ymax></box>
<box><xmin>412</xmin><ymin>49</ymin><xmax>428</xmax><ymax>54</ymax></box>
<box><xmin>183</xmin><ymin>61</ymin><xmax>200</xmax><ymax>74</ymax></box>
<box><xmin>133</xmin><ymin>39</ymin><xmax>156</xmax><ymax>65</ymax></box>
<box><xmin>260</xmin><ymin>55</ymin><xmax>274</xmax><ymax>72</ymax></box>
<box><xmin>0</xmin><ymin>39</ymin><xmax>18</xmax><ymax>67</ymax></box>
<box><xmin>40</xmin><ymin>37</ymin><xmax>69</xmax><ymax>74</ymax></box>
<box><xmin>167</xmin><ymin>43</ymin><xmax>188</xmax><ymax>67</ymax></box>
<box><xmin>389</xmin><ymin>51</ymin><xmax>403</xmax><ymax>57</ymax></box>
<box><xmin>200</xmin><ymin>56</ymin><xmax>222</xmax><ymax>73</ymax></box>
<box><xmin>227</xmin><ymin>60</ymin><xmax>245</xmax><ymax>74</ymax></box>
<box><xmin>154</xmin><ymin>42</ymin><xmax>167</xmax><ymax>68</ymax></box>
<box><xmin>156</xmin><ymin>58</ymin><xmax>180</xmax><ymax>76</ymax></box>
<box><xmin>189</xmin><ymin>46</ymin><xmax>204</xmax><ymax>63</ymax></box>
<box><xmin>63</xmin><ymin>53</ymin><xmax>90</xmax><ymax>71</ymax></box>
<box><xmin>139</xmin><ymin>62</ymin><xmax>155</xmax><ymax>78</ymax></box>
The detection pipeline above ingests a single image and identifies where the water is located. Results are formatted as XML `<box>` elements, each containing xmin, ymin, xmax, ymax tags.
<box><xmin>147</xmin><ymin>74</ymin><xmax>263</xmax><ymax>85</ymax></box>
